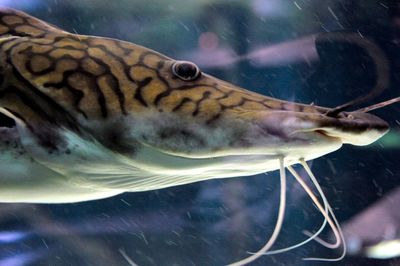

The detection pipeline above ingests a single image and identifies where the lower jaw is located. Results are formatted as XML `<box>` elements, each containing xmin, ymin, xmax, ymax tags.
<box><xmin>148</xmin><ymin>141</ymin><xmax>342</xmax><ymax>177</ymax></box>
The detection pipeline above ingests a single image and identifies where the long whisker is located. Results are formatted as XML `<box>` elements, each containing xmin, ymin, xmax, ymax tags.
<box><xmin>294</xmin><ymin>163</ymin><xmax>338</xmax><ymax>249</ymax></box>
<box><xmin>322</xmin><ymin>32</ymin><xmax>390</xmax><ymax>117</ymax></box>
<box><xmin>302</xmin><ymin>229</ymin><xmax>339</xmax><ymax>248</ymax></box>
<box><xmin>356</xmin><ymin>96</ymin><xmax>400</xmax><ymax>113</ymax></box>
<box><xmin>300</xmin><ymin>159</ymin><xmax>347</xmax><ymax>261</ymax></box>
<box><xmin>259</xmin><ymin>165</ymin><xmax>329</xmax><ymax>255</ymax></box>
<box><xmin>288</xmin><ymin>165</ymin><xmax>340</xmax><ymax>250</ymax></box>
<box><xmin>118</xmin><ymin>248</ymin><xmax>138</xmax><ymax>266</ymax></box>
<box><xmin>228</xmin><ymin>157</ymin><xmax>287</xmax><ymax>266</ymax></box>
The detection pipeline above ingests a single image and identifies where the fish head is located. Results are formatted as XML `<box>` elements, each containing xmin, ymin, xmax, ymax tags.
<box><xmin>97</xmin><ymin>54</ymin><xmax>389</xmax><ymax>165</ymax></box>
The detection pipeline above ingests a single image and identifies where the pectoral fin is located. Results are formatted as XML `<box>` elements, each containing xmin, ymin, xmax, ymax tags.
<box><xmin>0</xmin><ymin>107</ymin><xmax>124</xmax><ymax>203</ymax></box>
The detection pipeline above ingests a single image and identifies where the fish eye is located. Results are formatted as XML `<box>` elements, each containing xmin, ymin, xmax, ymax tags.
<box><xmin>172</xmin><ymin>61</ymin><xmax>201</xmax><ymax>81</ymax></box>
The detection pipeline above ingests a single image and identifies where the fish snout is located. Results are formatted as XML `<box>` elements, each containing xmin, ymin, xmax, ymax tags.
<box><xmin>258</xmin><ymin>111</ymin><xmax>389</xmax><ymax>146</ymax></box>
<box><xmin>313</xmin><ymin>111</ymin><xmax>389</xmax><ymax>146</ymax></box>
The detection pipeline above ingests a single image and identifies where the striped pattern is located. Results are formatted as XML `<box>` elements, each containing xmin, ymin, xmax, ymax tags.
<box><xmin>0</xmin><ymin>8</ymin><xmax>329</xmax><ymax>136</ymax></box>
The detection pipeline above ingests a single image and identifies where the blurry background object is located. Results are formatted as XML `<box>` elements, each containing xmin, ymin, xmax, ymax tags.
<box><xmin>343</xmin><ymin>186</ymin><xmax>400</xmax><ymax>259</ymax></box>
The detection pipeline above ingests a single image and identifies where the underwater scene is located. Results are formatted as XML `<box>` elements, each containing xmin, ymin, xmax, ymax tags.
<box><xmin>0</xmin><ymin>0</ymin><xmax>399</xmax><ymax>265</ymax></box>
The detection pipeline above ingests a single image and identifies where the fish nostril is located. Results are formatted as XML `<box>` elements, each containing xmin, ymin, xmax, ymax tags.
<box><xmin>325</xmin><ymin>110</ymin><xmax>347</xmax><ymax>119</ymax></box>
<box><xmin>325</xmin><ymin>108</ymin><xmax>343</xmax><ymax>118</ymax></box>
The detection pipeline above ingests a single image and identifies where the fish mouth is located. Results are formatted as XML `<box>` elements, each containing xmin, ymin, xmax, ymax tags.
<box><xmin>308</xmin><ymin>111</ymin><xmax>389</xmax><ymax>146</ymax></box>
<box><xmin>259</xmin><ymin>110</ymin><xmax>389</xmax><ymax>147</ymax></box>
<box><xmin>313</xmin><ymin>129</ymin><xmax>341</xmax><ymax>140</ymax></box>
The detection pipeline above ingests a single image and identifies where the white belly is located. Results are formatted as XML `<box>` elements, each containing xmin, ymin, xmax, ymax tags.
<box><xmin>0</xmin><ymin>149</ymin><xmax>122</xmax><ymax>203</ymax></box>
<box><xmin>0</xmin><ymin>127</ymin><xmax>342</xmax><ymax>203</ymax></box>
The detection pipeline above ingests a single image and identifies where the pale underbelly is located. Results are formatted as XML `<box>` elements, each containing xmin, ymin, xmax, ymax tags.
<box><xmin>0</xmin><ymin>136</ymin><xmax>342</xmax><ymax>203</ymax></box>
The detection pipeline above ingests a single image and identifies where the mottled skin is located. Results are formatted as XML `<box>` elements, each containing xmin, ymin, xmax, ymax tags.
<box><xmin>0</xmin><ymin>8</ymin><xmax>389</xmax><ymax>203</ymax></box>
<box><xmin>0</xmin><ymin>11</ymin><xmax>327</xmax><ymax>128</ymax></box>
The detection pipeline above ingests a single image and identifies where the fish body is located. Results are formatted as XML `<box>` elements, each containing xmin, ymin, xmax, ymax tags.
<box><xmin>0</xmin><ymin>8</ymin><xmax>389</xmax><ymax>203</ymax></box>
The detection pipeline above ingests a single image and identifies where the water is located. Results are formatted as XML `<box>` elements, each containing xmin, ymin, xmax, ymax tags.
<box><xmin>0</xmin><ymin>1</ymin><xmax>399</xmax><ymax>265</ymax></box>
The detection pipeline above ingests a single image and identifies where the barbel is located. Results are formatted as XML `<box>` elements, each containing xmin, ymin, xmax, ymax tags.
<box><xmin>0</xmin><ymin>7</ymin><xmax>396</xmax><ymax>265</ymax></box>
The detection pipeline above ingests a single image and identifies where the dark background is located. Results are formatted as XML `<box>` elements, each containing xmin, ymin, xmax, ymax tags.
<box><xmin>0</xmin><ymin>0</ymin><xmax>399</xmax><ymax>265</ymax></box>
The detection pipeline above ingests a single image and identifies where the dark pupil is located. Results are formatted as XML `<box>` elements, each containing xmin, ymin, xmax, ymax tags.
<box><xmin>176</xmin><ymin>63</ymin><xmax>197</xmax><ymax>79</ymax></box>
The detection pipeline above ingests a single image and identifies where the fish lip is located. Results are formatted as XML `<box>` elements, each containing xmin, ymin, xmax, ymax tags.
<box><xmin>307</xmin><ymin>111</ymin><xmax>389</xmax><ymax>145</ymax></box>
<box><xmin>313</xmin><ymin>129</ymin><xmax>340</xmax><ymax>139</ymax></box>
<box><xmin>258</xmin><ymin>110</ymin><xmax>389</xmax><ymax>146</ymax></box>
